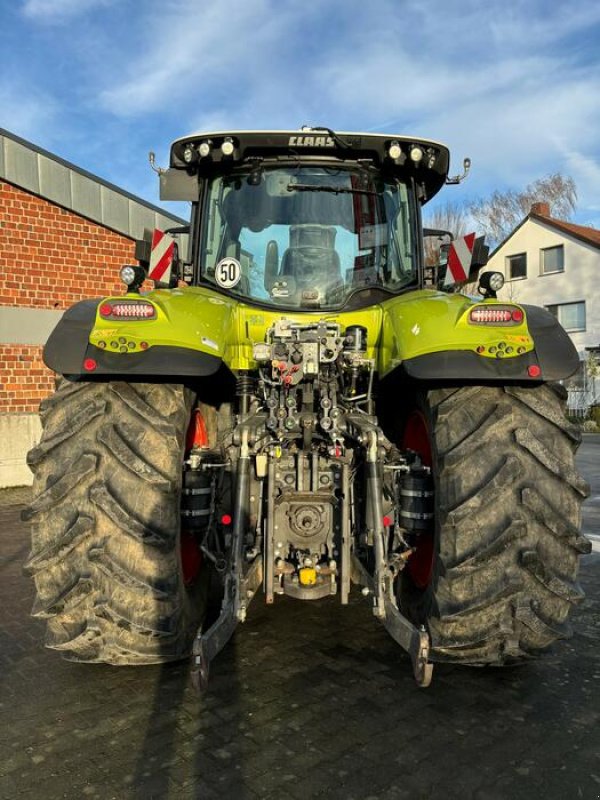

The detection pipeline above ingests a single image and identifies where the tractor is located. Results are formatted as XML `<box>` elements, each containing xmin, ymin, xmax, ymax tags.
<box><xmin>24</xmin><ymin>127</ymin><xmax>590</xmax><ymax>687</ymax></box>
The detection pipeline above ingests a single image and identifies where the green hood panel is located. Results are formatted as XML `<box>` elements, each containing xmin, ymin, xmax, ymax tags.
<box><xmin>88</xmin><ymin>287</ymin><xmax>386</xmax><ymax>371</ymax></box>
<box><xmin>86</xmin><ymin>286</ymin><xmax>535</xmax><ymax>376</ymax></box>
<box><xmin>69</xmin><ymin>284</ymin><xmax>577</xmax><ymax>383</ymax></box>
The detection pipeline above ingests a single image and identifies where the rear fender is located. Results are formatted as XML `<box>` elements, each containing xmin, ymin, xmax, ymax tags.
<box><xmin>379</xmin><ymin>291</ymin><xmax>579</xmax><ymax>383</ymax></box>
<box><xmin>43</xmin><ymin>289</ymin><xmax>233</xmax><ymax>378</ymax></box>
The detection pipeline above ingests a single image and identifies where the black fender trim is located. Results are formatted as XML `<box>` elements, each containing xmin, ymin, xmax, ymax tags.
<box><xmin>43</xmin><ymin>300</ymin><xmax>101</xmax><ymax>374</ymax></box>
<box><xmin>79</xmin><ymin>344</ymin><xmax>222</xmax><ymax>377</ymax></box>
<box><xmin>402</xmin><ymin>350</ymin><xmax>541</xmax><ymax>382</ymax></box>
<box><xmin>521</xmin><ymin>305</ymin><xmax>580</xmax><ymax>379</ymax></box>
<box><xmin>43</xmin><ymin>299</ymin><xmax>222</xmax><ymax>378</ymax></box>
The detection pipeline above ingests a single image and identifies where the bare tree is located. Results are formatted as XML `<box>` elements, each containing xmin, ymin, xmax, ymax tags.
<box><xmin>423</xmin><ymin>201</ymin><xmax>470</xmax><ymax>266</ymax></box>
<box><xmin>468</xmin><ymin>173</ymin><xmax>577</xmax><ymax>248</ymax></box>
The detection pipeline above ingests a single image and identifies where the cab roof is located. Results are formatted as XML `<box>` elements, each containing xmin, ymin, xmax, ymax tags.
<box><xmin>169</xmin><ymin>128</ymin><xmax>451</xmax><ymax>203</ymax></box>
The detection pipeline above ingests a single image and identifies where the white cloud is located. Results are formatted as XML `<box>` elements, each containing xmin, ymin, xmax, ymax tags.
<box><xmin>11</xmin><ymin>0</ymin><xmax>598</xmax><ymax>224</ymax></box>
<box><xmin>98</xmin><ymin>0</ymin><xmax>307</xmax><ymax>116</ymax></box>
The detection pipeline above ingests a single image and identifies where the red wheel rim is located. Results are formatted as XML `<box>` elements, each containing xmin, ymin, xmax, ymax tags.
<box><xmin>181</xmin><ymin>408</ymin><xmax>207</xmax><ymax>586</ymax></box>
<box><xmin>402</xmin><ymin>410</ymin><xmax>435</xmax><ymax>589</ymax></box>
<box><xmin>181</xmin><ymin>530</ymin><xmax>203</xmax><ymax>586</ymax></box>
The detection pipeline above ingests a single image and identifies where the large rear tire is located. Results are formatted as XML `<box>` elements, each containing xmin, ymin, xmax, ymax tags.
<box><xmin>398</xmin><ymin>384</ymin><xmax>590</xmax><ymax>665</ymax></box>
<box><xmin>24</xmin><ymin>379</ymin><xmax>208</xmax><ymax>664</ymax></box>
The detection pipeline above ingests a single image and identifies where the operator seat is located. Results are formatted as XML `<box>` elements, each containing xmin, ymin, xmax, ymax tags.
<box><xmin>280</xmin><ymin>225</ymin><xmax>341</xmax><ymax>288</ymax></box>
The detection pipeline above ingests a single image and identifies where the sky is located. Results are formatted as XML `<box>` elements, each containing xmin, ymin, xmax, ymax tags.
<box><xmin>1</xmin><ymin>0</ymin><xmax>600</xmax><ymax>228</ymax></box>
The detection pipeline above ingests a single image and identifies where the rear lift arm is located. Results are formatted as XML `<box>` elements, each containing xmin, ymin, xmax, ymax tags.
<box><xmin>353</xmin><ymin>425</ymin><xmax>433</xmax><ymax>687</ymax></box>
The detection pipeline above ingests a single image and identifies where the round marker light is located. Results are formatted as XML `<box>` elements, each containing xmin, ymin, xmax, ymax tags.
<box><xmin>410</xmin><ymin>145</ymin><xmax>424</xmax><ymax>163</ymax></box>
<box><xmin>221</xmin><ymin>514</ymin><xmax>232</xmax><ymax>526</ymax></box>
<box><xmin>83</xmin><ymin>358</ymin><xmax>97</xmax><ymax>371</ymax></box>
<box><xmin>489</xmin><ymin>272</ymin><xmax>505</xmax><ymax>292</ymax></box>
<box><xmin>118</xmin><ymin>264</ymin><xmax>146</xmax><ymax>292</ymax></box>
<box><xmin>198</xmin><ymin>141</ymin><xmax>212</xmax><ymax>158</ymax></box>
<box><xmin>477</xmin><ymin>271</ymin><xmax>505</xmax><ymax>298</ymax></box>
<box><xmin>120</xmin><ymin>265</ymin><xmax>137</xmax><ymax>286</ymax></box>
<box><xmin>528</xmin><ymin>365</ymin><xmax>541</xmax><ymax>378</ymax></box>
<box><xmin>183</xmin><ymin>144</ymin><xmax>197</xmax><ymax>164</ymax></box>
<box><xmin>221</xmin><ymin>138</ymin><xmax>235</xmax><ymax>157</ymax></box>
<box><xmin>388</xmin><ymin>141</ymin><xmax>402</xmax><ymax>160</ymax></box>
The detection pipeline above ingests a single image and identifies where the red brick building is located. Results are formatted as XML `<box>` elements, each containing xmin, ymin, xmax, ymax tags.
<box><xmin>0</xmin><ymin>128</ymin><xmax>186</xmax><ymax>486</ymax></box>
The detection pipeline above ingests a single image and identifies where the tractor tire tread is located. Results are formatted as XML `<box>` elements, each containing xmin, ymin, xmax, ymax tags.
<box><xmin>25</xmin><ymin>378</ymin><xmax>204</xmax><ymax>665</ymax></box>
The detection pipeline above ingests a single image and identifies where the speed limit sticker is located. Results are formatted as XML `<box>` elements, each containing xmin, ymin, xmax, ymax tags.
<box><xmin>215</xmin><ymin>257</ymin><xmax>242</xmax><ymax>288</ymax></box>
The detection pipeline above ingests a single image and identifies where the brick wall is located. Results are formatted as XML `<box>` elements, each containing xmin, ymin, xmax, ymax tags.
<box><xmin>0</xmin><ymin>345</ymin><xmax>54</xmax><ymax>413</ymax></box>
<box><xmin>0</xmin><ymin>180</ymin><xmax>136</xmax><ymax>410</ymax></box>
<box><xmin>0</xmin><ymin>180</ymin><xmax>133</xmax><ymax>308</ymax></box>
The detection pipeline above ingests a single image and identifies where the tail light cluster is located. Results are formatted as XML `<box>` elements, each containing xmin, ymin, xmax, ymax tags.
<box><xmin>99</xmin><ymin>300</ymin><xmax>156</xmax><ymax>320</ymax></box>
<box><xmin>468</xmin><ymin>305</ymin><xmax>524</xmax><ymax>326</ymax></box>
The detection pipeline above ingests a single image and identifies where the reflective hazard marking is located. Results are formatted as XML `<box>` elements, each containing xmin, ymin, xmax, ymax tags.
<box><xmin>148</xmin><ymin>229</ymin><xmax>175</xmax><ymax>282</ymax></box>
<box><xmin>215</xmin><ymin>258</ymin><xmax>242</xmax><ymax>288</ymax></box>
<box><xmin>444</xmin><ymin>233</ymin><xmax>475</xmax><ymax>286</ymax></box>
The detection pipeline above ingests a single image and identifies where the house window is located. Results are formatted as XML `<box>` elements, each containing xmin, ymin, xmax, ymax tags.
<box><xmin>506</xmin><ymin>253</ymin><xmax>527</xmax><ymax>280</ymax></box>
<box><xmin>541</xmin><ymin>245</ymin><xmax>564</xmax><ymax>274</ymax></box>
<box><xmin>546</xmin><ymin>301</ymin><xmax>586</xmax><ymax>332</ymax></box>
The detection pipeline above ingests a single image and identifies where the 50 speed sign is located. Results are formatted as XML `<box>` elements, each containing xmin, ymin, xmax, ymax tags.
<box><xmin>215</xmin><ymin>258</ymin><xmax>242</xmax><ymax>288</ymax></box>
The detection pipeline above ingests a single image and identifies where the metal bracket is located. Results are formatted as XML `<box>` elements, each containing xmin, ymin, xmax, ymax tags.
<box><xmin>352</xmin><ymin>555</ymin><xmax>433</xmax><ymax>687</ymax></box>
<box><xmin>190</xmin><ymin>557</ymin><xmax>262</xmax><ymax>692</ymax></box>
<box><xmin>190</xmin><ymin>604</ymin><xmax>236</xmax><ymax>692</ymax></box>
<box><xmin>382</xmin><ymin>597</ymin><xmax>433</xmax><ymax>688</ymax></box>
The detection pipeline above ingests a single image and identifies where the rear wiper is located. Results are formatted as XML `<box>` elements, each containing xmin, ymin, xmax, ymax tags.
<box><xmin>287</xmin><ymin>183</ymin><xmax>376</xmax><ymax>196</ymax></box>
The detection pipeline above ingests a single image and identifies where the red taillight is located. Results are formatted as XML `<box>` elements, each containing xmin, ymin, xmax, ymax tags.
<box><xmin>221</xmin><ymin>514</ymin><xmax>232</xmax><ymax>526</ymax></box>
<box><xmin>83</xmin><ymin>358</ymin><xmax>97</xmax><ymax>371</ymax></box>
<box><xmin>528</xmin><ymin>365</ymin><xmax>541</xmax><ymax>378</ymax></box>
<box><xmin>468</xmin><ymin>305</ymin><xmax>524</xmax><ymax>326</ymax></box>
<box><xmin>383</xmin><ymin>515</ymin><xmax>393</xmax><ymax>527</ymax></box>
<box><xmin>99</xmin><ymin>301</ymin><xmax>156</xmax><ymax>320</ymax></box>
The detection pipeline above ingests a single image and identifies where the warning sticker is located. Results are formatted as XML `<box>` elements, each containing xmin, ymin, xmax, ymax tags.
<box><xmin>215</xmin><ymin>258</ymin><xmax>242</xmax><ymax>289</ymax></box>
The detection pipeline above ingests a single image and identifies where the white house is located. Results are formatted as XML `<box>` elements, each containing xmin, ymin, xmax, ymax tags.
<box><xmin>487</xmin><ymin>202</ymin><xmax>600</xmax><ymax>413</ymax></box>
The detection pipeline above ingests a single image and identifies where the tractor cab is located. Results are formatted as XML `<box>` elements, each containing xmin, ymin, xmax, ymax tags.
<box><xmin>160</xmin><ymin>129</ymin><xmax>451</xmax><ymax>310</ymax></box>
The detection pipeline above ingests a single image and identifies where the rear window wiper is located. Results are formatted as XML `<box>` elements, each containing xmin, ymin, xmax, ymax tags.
<box><xmin>287</xmin><ymin>183</ymin><xmax>376</xmax><ymax>196</ymax></box>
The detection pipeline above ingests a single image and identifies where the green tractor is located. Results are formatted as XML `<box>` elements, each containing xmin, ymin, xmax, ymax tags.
<box><xmin>25</xmin><ymin>128</ymin><xmax>590</xmax><ymax>687</ymax></box>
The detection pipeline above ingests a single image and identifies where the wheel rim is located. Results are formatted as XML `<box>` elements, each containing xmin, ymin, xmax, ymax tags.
<box><xmin>181</xmin><ymin>530</ymin><xmax>203</xmax><ymax>586</ymax></box>
<box><xmin>402</xmin><ymin>410</ymin><xmax>435</xmax><ymax>589</ymax></box>
<box><xmin>181</xmin><ymin>408</ymin><xmax>208</xmax><ymax>586</ymax></box>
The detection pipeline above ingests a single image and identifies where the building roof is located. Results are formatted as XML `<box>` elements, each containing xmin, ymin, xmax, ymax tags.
<box><xmin>0</xmin><ymin>127</ymin><xmax>187</xmax><ymax>240</ymax></box>
<box><xmin>530</xmin><ymin>213</ymin><xmax>600</xmax><ymax>248</ymax></box>
<box><xmin>492</xmin><ymin>206</ymin><xmax>600</xmax><ymax>256</ymax></box>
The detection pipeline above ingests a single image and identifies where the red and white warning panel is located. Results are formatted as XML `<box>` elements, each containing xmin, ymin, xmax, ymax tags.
<box><xmin>148</xmin><ymin>229</ymin><xmax>176</xmax><ymax>282</ymax></box>
<box><xmin>444</xmin><ymin>233</ymin><xmax>475</xmax><ymax>286</ymax></box>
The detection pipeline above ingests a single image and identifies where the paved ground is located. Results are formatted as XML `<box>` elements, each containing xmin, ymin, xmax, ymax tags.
<box><xmin>1</xmin><ymin>440</ymin><xmax>599</xmax><ymax>800</ymax></box>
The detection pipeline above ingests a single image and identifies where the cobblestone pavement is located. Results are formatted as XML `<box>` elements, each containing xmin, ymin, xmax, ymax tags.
<box><xmin>1</xmin><ymin>446</ymin><xmax>599</xmax><ymax>800</ymax></box>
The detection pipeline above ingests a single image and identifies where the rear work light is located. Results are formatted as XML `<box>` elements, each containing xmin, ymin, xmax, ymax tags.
<box><xmin>99</xmin><ymin>301</ymin><xmax>156</xmax><ymax>320</ymax></box>
<box><xmin>468</xmin><ymin>305</ymin><xmax>524</xmax><ymax>326</ymax></box>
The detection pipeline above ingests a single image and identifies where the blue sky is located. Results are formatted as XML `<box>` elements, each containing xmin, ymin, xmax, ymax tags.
<box><xmin>2</xmin><ymin>0</ymin><xmax>600</xmax><ymax>227</ymax></box>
